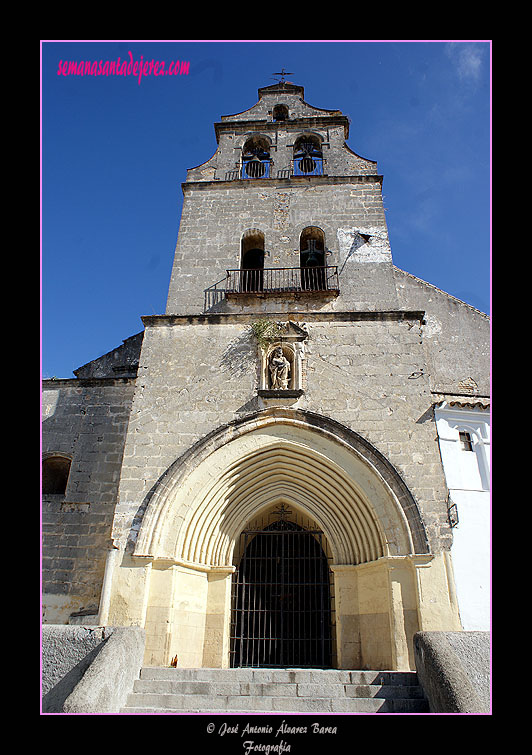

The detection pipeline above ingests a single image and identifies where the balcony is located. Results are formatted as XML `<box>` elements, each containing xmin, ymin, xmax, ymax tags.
<box><xmin>293</xmin><ymin>156</ymin><xmax>324</xmax><ymax>177</ymax></box>
<box><xmin>225</xmin><ymin>266</ymin><xmax>339</xmax><ymax>295</ymax></box>
<box><xmin>224</xmin><ymin>158</ymin><xmax>325</xmax><ymax>181</ymax></box>
<box><xmin>204</xmin><ymin>266</ymin><xmax>339</xmax><ymax>310</ymax></box>
<box><xmin>242</xmin><ymin>158</ymin><xmax>271</xmax><ymax>179</ymax></box>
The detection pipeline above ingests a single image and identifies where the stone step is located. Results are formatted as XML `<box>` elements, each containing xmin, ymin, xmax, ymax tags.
<box><xmin>122</xmin><ymin>692</ymin><xmax>428</xmax><ymax>713</ymax></box>
<box><xmin>120</xmin><ymin>667</ymin><xmax>429</xmax><ymax>714</ymax></box>
<box><xmin>132</xmin><ymin>678</ymin><xmax>426</xmax><ymax>699</ymax></box>
<box><xmin>138</xmin><ymin>666</ymin><xmax>421</xmax><ymax>686</ymax></box>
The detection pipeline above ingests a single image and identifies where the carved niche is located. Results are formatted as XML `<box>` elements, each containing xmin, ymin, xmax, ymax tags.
<box><xmin>258</xmin><ymin>321</ymin><xmax>308</xmax><ymax>398</ymax></box>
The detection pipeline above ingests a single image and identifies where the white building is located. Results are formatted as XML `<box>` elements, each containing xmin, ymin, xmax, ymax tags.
<box><xmin>434</xmin><ymin>401</ymin><xmax>490</xmax><ymax>631</ymax></box>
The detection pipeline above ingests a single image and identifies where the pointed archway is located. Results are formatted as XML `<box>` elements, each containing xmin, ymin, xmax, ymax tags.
<box><xmin>132</xmin><ymin>409</ymin><xmax>429</xmax><ymax>565</ymax></box>
<box><xmin>106</xmin><ymin>410</ymin><xmax>463</xmax><ymax>671</ymax></box>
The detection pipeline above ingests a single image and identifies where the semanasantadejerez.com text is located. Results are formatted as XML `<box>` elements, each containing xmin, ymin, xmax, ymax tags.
<box><xmin>57</xmin><ymin>51</ymin><xmax>190</xmax><ymax>85</ymax></box>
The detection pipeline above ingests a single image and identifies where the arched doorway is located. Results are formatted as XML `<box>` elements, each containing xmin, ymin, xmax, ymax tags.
<box><xmin>230</xmin><ymin>514</ymin><xmax>332</xmax><ymax>668</ymax></box>
<box><xmin>115</xmin><ymin>410</ymin><xmax>462</xmax><ymax>670</ymax></box>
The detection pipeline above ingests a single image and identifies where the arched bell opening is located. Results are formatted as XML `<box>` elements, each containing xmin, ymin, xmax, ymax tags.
<box><xmin>293</xmin><ymin>135</ymin><xmax>323</xmax><ymax>176</ymax></box>
<box><xmin>300</xmin><ymin>226</ymin><xmax>326</xmax><ymax>290</ymax></box>
<box><xmin>240</xmin><ymin>229</ymin><xmax>265</xmax><ymax>292</ymax></box>
<box><xmin>241</xmin><ymin>136</ymin><xmax>271</xmax><ymax>179</ymax></box>
<box><xmin>272</xmin><ymin>104</ymin><xmax>289</xmax><ymax>122</ymax></box>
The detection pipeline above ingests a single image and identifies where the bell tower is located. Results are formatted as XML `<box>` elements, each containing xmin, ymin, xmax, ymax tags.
<box><xmin>103</xmin><ymin>80</ymin><xmax>479</xmax><ymax>671</ymax></box>
<box><xmin>165</xmin><ymin>80</ymin><xmax>399</xmax><ymax>316</ymax></box>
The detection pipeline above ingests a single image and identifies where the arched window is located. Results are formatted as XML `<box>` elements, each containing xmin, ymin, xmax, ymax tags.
<box><xmin>300</xmin><ymin>227</ymin><xmax>326</xmax><ymax>290</ymax></box>
<box><xmin>241</xmin><ymin>136</ymin><xmax>271</xmax><ymax>179</ymax></box>
<box><xmin>240</xmin><ymin>229</ymin><xmax>265</xmax><ymax>292</ymax></box>
<box><xmin>272</xmin><ymin>104</ymin><xmax>289</xmax><ymax>122</ymax></box>
<box><xmin>293</xmin><ymin>135</ymin><xmax>323</xmax><ymax>176</ymax></box>
<box><xmin>42</xmin><ymin>455</ymin><xmax>71</xmax><ymax>495</ymax></box>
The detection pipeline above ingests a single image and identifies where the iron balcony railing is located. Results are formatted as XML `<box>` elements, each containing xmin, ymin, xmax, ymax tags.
<box><xmin>226</xmin><ymin>266</ymin><xmax>339</xmax><ymax>295</ymax></box>
<box><xmin>293</xmin><ymin>156</ymin><xmax>324</xmax><ymax>177</ymax></box>
<box><xmin>224</xmin><ymin>158</ymin><xmax>325</xmax><ymax>181</ymax></box>
<box><xmin>242</xmin><ymin>159</ymin><xmax>271</xmax><ymax>179</ymax></box>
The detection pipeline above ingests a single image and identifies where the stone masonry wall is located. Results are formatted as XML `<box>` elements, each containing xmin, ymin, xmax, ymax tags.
<box><xmin>42</xmin><ymin>379</ymin><xmax>136</xmax><ymax>622</ymax></box>
<box><xmin>113</xmin><ymin>314</ymin><xmax>451</xmax><ymax>556</ymax></box>
<box><xmin>394</xmin><ymin>267</ymin><xmax>490</xmax><ymax>396</ymax></box>
<box><xmin>166</xmin><ymin>180</ymin><xmax>398</xmax><ymax>316</ymax></box>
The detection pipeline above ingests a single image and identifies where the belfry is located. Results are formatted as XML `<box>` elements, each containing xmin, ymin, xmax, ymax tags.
<box><xmin>42</xmin><ymin>80</ymin><xmax>490</xmax><ymax>678</ymax></box>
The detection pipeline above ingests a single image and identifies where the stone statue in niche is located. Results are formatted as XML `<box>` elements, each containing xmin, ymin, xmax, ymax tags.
<box><xmin>268</xmin><ymin>346</ymin><xmax>291</xmax><ymax>389</ymax></box>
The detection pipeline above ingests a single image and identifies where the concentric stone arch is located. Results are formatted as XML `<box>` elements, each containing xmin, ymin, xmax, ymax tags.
<box><xmin>133</xmin><ymin>409</ymin><xmax>429</xmax><ymax>567</ymax></box>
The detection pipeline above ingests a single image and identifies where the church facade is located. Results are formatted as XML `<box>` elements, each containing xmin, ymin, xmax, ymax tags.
<box><xmin>42</xmin><ymin>81</ymin><xmax>490</xmax><ymax>672</ymax></box>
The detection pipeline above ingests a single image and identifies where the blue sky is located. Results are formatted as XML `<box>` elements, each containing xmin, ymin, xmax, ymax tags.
<box><xmin>41</xmin><ymin>40</ymin><xmax>491</xmax><ymax>378</ymax></box>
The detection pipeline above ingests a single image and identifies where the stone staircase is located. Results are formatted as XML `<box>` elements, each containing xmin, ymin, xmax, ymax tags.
<box><xmin>121</xmin><ymin>667</ymin><xmax>429</xmax><ymax>713</ymax></box>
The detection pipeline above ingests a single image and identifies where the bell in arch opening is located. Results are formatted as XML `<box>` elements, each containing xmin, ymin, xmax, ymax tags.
<box><xmin>300</xmin><ymin>227</ymin><xmax>326</xmax><ymax>290</ymax></box>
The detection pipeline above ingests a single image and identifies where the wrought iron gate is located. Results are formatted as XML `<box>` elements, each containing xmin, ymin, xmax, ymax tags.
<box><xmin>230</xmin><ymin>518</ymin><xmax>333</xmax><ymax>668</ymax></box>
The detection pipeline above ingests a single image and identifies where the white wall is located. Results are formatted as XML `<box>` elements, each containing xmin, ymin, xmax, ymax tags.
<box><xmin>435</xmin><ymin>404</ymin><xmax>490</xmax><ymax>631</ymax></box>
